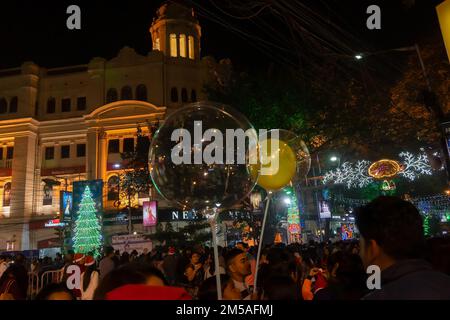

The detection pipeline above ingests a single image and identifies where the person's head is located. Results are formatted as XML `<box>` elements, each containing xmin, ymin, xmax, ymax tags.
<box><xmin>64</xmin><ymin>250</ymin><xmax>74</xmax><ymax>263</ymax></box>
<box><xmin>326</xmin><ymin>251</ymin><xmax>344</xmax><ymax>277</ymax></box>
<box><xmin>261</xmin><ymin>275</ymin><xmax>300</xmax><ymax>300</ymax></box>
<box><xmin>236</xmin><ymin>242</ymin><xmax>246</xmax><ymax>252</ymax></box>
<box><xmin>131</xmin><ymin>264</ymin><xmax>167</xmax><ymax>286</ymax></box>
<box><xmin>198</xmin><ymin>274</ymin><xmax>231</xmax><ymax>300</ymax></box>
<box><xmin>35</xmin><ymin>283</ymin><xmax>76</xmax><ymax>300</ymax></box>
<box><xmin>224</xmin><ymin>248</ymin><xmax>251</xmax><ymax>280</ymax></box>
<box><xmin>167</xmin><ymin>247</ymin><xmax>176</xmax><ymax>255</ymax></box>
<box><xmin>355</xmin><ymin>196</ymin><xmax>425</xmax><ymax>270</ymax></box>
<box><xmin>104</xmin><ymin>246</ymin><xmax>115</xmax><ymax>258</ymax></box>
<box><xmin>121</xmin><ymin>252</ymin><xmax>130</xmax><ymax>263</ymax></box>
<box><xmin>73</xmin><ymin>253</ymin><xmax>86</xmax><ymax>266</ymax></box>
<box><xmin>14</xmin><ymin>253</ymin><xmax>25</xmax><ymax>265</ymax></box>
<box><xmin>190</xmin><ymin>252</ymin><xmax>201</xmax><ymax>265</ymax></box>
<box><xmin>93</xmin><ymin>264</ymin><xmax>166</xmax><ymax>299</ymax></box>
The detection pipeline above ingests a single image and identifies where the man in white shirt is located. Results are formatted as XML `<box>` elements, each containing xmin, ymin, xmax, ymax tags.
<box><xmin>99</xmin><ymin>246</ymin><xmax>115</xmax><ymax>282</ymax></box>
<box><xmin>225</xmin><ymin>248</ymin><xmax>252</xmax><ymax>300</ymax></box>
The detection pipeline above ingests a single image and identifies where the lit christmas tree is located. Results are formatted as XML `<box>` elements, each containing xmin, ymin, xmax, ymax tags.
<box><xmin>423</xmin><ymin>214</ymin><xmax>430</xmax><ymax>237</ymax></box>
<box><xmin>73</xmin><ymin>185</ymin><xmax>102</xmax><ymax>256</ymax></box>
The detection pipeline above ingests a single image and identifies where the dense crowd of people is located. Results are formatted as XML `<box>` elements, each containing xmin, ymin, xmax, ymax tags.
<box><xmin>1</xmin><ymin>196</ymin><xmax>450</xmax><ymax>300</ymax></box>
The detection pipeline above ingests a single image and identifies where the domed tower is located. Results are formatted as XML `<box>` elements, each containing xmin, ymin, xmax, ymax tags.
<box><xmin>150</xmin><ymin>1</ymin><xmax>201</xmax><ymax>60</ymax></box>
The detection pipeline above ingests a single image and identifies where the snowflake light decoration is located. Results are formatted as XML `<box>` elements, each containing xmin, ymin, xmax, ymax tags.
<box><xmin>323</xmin><ymin>152</ymin><xmax>435</xmax><ymax>189</ymax></box>
<box><xmin>398</xmin><ymin>152</ymin><xmax>433</xmax><ymax>181</ymax></box>
<box><xmin>322</xmin><ymin>160</ymin><xmax>372</xmax><ymax>189</ymax></box>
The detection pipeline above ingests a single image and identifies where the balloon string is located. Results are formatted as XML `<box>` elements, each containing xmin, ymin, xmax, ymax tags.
<box><xmin>253</xmin><ymin>194</ymin><xmax>271</xmax><ymax>296</ymax></box>
<box><xmin>211</xmin><ymin>211</ymin><xmax>223</xmax><ymax>300</ymax></box>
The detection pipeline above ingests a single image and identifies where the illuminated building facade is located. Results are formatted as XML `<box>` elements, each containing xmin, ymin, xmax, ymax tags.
<box><xmin>0</xmin><ymin>2</ymin><xmax>217</xmax><ymax>251</ymax></box>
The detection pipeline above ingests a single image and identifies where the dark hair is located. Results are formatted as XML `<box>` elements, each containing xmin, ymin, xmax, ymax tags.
<box><xmin>198</xmin><ymin>274</ymin><xmax>230</xmax><ymax>300</ymax></box>
<box><xmin>83</xmin><ymin>263</ymin><xmax>98</xmax><ymax>291</ymax></box>
<box><xmin>262</xmin><ymin>276</ymin><xmax>300</xmax><ymax>300</ymax></box>
<box><xmin>355</xmin><ymin>196</ymin><xmax>425</xmax><ymax>260</ymax></box>
<box><xmin>224</xmin><ymin>248</ymin><xmax>244</xmax><ymax>270</ymax></box>
<box><xmin>93</xmin><ymin>266</ymin><xmax>147</xmax><ymax>300</ymax></box>
<box><xmin>93</xmin><ymin>263</ymin><xmax>167</xmax><ymax>299</ymax></box>
<box><xmin>104</xmin><ymin>246</ymin><xmax>114</xmax><ymax>256</ymax></box>
<box><xmin>129</xmin><ymin>263</ymin><xmax>168</xmax><ymax>285</ymax></box>
<box><xmin>35</xmin><ymin>283</ymin><xmax>76</xmax><ymax>300</ymax></box>
<box><xmin>323</xmin><ymin>252</ymin><xmax>367</xmax><ymax>300</ymax></box>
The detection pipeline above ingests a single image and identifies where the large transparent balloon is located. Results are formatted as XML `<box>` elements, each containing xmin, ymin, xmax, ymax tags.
<box><xmin>149</xmin><ymin>102</ymin><xmax>259</xmax><ymax>212</ymax></box>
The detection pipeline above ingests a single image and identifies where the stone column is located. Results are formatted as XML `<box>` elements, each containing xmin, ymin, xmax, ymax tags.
<box><xmin>98</xmin><ymin>128</ymin><xmax>107</xmax><ymax>182</ymax></box>
<box><xmin>86</xmin><ymin>128</ymin><xmax>99</xmax><ymax>181</ymax></box>
<box><xmin>11</xmin><ymin>133</ymin><xmax>37</xmax><ymax>218</ymax></box>
<box><xmin>10</xmin><ymin>133</ymin><xmax>37</xmax><ymax>250</ymax></box>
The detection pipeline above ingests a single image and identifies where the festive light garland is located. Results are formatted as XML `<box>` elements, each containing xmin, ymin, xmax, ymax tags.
<box><xmin>323</xmin><ymin>152</ymin><xmax>435</xmax><ymax>189</ymax></box>
<box><xmin>330</xmin><ymin>194</ymin><xmax>450</xmax><ymax>217</ymax></box>
<box><xmin>322</xmin><ymin>160</ymin><xmax>372</xmax><ymax>189</ymax></box>
<box><xmin>398</xmin><ymin>152</ymin><xmax>433</xmax><ymax>181</ymax></box>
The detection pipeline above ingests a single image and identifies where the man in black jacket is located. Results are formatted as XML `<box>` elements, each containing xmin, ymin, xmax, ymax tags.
<box><xmin>355</xmin><ymin>196</ymin><xmax>450</xmax><ymax>300</ymax></box>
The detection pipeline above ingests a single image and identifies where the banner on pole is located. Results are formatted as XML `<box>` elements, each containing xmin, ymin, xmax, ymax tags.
<box><xmin>437</xmin><ymin>0</ymin><xmax>450</xmax><ymax>62</ymax></box>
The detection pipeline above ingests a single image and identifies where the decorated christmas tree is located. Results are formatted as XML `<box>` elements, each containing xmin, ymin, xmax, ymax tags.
<box><xmin>73</xmin><ymin>185</ymin><xmax>102</xmax><ymax>256</ymax></box>
<box><xmin>423</xmin><ymin>214</ymin><xmax>430</xmax><ymax>237</ymax></box>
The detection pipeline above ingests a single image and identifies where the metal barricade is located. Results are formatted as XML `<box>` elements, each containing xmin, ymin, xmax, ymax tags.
<box><xmin>27</xmin><ymin>268</ymin><xmax>65</xmax><ymax>300</ymax></box>
<box><xmin>27</xmin><ymin>272</ymin><xmax>39</xmax><ymax>300</ymax></box>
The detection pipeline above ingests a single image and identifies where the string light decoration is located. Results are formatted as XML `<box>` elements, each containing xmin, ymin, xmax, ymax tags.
<box><xmin>73</xmin><ymin>185</ymin><xmax>102</xmax><ymax>257</ymax></box>
<box><xmin>331</xmin><ymin>194</ymin><xmax>450</xmax><ymax>226</ymax></box>
<box><xmin>398</xmin><ymin>152</ymin><xmax>433</xmax><ymax>181</ymax></box>
<box><xmin>381</xmin><ymin>180</ymin><xmax>396</xmax><ymax>191</ymax></box>
<box><xmin>423</xmin><ymin>214</ymin><xmax>431</xmax><ymax>236</ymax></box>
<box><xmin>368</xmin><ymin>160</ymin><xmax>401</xmax><ymax>180</ymax></box>
<box><xmin>323</xmin><ymin>152</ymin><xmax>435</xmax><ymax>189</ymax></box>
<box><xmin>284</xmin><ymin>186</ymin><xmax>301</xmax><ymax>243</ymax></box>
<box><xmin>322</xmin><ymin>160</ymin><xmax>372</xmax><ymax>189</ymax></box>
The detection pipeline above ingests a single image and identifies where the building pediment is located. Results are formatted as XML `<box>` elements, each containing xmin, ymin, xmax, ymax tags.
<box><xmin>107</xmin><ymin>47</ymin><xmax>149</xmax><ymax>68</ymax></box>
<box><xmin>84</xmin><ymin>100</ymin><xmax>166</xmax><ymax>122</ymax></box>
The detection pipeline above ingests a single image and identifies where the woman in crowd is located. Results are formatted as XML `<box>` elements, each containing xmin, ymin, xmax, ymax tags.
<box><xmin>81</xmin><ymin>255</ymin><xmax>99</xmax><ymax>300</ymax></box>
<box><xmin>198</xmin><ymin>274</ymin><xmax>241</xmax><ymax>300</ymax></box>
<box><xmin>35</xmin><ymin>283</ymin><xmax>76</xmax><ymax>300</ymax></box>
<box><xmin>184</xmin><ymin>252</ymin><xmax>205</xmax><ymax>298</ymax></box>
<box><xmin>0</xmin><ymin>264</ymin><xmax>26</xmax><ymax>300</ymax></box>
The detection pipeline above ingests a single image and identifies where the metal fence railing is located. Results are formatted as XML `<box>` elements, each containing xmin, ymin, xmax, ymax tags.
<box><xmin>28</xmin><ymin>268</ymin><xmax>65</xmax><ymax>300</ymax></box>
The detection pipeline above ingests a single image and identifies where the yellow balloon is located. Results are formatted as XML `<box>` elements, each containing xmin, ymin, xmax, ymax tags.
<box><xmin>250</xmin><ymin>138</ymin><xmax>297</xmax><ymax>191</ymax></box>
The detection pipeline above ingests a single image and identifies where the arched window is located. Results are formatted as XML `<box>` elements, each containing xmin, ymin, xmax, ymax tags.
<box><xmin>106</xmin><ymin>88</ymin><xmax>118</xmax><ymax>103</ymax></box>
<box><xmin>46</xmin><ymin>97</ymin><xmax>56</xmax><ymax>114</ymax></box>
<box><xmin>179</xmin><ymin>34</ymin><xmax>187</xmax><ymax>58</ymax></box>
<box><xmin>170</xmin><ymin>34</ymin><xmax>178</xmax><ymax>57</ymax></box>
<box><xmin>171</xmin><ymin>88</ymin><xmax>179</xmax><ymax>103</ymax></box>
<box><xmin>121</xmin><ymin>86</ymin><xmax>133</xmax><ymax>100</ymax></box>
<box><xmin>136</xmin><ymin>84</ymin><xmax>148</xmax><ymax>101</ymax></box>
<box><xmin>181</xmin><ymin>88</ymin><xmax>188</xmax><ymax>103</ymax></box>
<box><xmin>9</xmin><ymin>97</ymin><xmax>18</xmax><ymax>113</ymax></box>
<box><xmin>107</xmin><ymin>176</ymin><xmax>120</xmax><ymax>201</ymax></box>
<box><xmin>191</xmin><ymin>89</ymin><xmax>197</xmax><ymax>102</ymax></box>
<box><xmin>3</xmin><ymin>182</ymin><xmax>11</xmax><ymax>207</ymax></box>
<box><xmin>154</xmin><ymin>37</ymin><xmax>160</xmax><ymax>51</ymax></box>
<box><xmin>188</xmin><ymin>36</ymin><xmax>195</xmax><ymax>60</ymax></box>
<box><xmin>0</xmin><ymin>98</ymin><xmax>7</xmax><ymax>114</ymax></box>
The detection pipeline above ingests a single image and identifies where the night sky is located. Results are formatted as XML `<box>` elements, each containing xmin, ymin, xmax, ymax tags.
<box><xmin>0</xmin><ymin>0</ymin><xmax>445</xmax><ymax>71</ymax></box>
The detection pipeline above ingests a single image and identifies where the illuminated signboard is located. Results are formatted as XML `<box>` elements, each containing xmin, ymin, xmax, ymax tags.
<box><xmin>44</xmin><ymin>219</ymin><xmax>65</xmax><ymax>228</ymax></box>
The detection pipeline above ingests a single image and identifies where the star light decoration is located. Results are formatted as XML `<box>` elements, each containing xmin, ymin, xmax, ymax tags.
<box><xmin>322</xmin><ymin>152</ymin><xmax>434</xmax><ymax>189</ymax></box>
